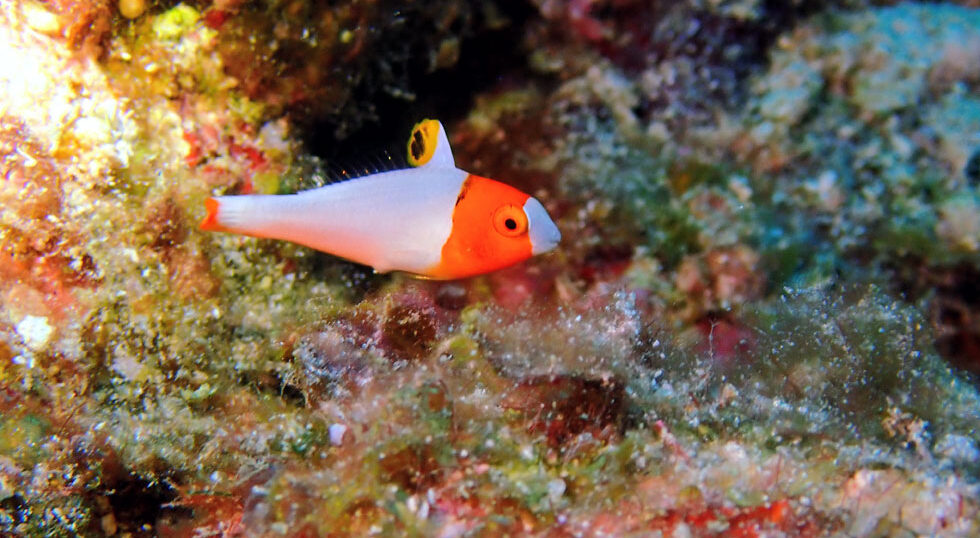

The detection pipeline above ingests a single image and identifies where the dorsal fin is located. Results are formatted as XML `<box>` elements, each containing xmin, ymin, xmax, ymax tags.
<box><xmin>285</xmin><ymin>150</ymin><xmax>405</xmax><ymax>192</ymax></box>
<box><xmin>406</xmin><ymin>119</ymin><xmax>455</xmax><ymax>168</ymax></box>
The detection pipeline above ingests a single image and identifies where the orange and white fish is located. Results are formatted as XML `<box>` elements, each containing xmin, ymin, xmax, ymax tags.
<box><xmin>200</xmin><ymin>119</ymin><xmax>561</xmax><ymax>279</ymax></box>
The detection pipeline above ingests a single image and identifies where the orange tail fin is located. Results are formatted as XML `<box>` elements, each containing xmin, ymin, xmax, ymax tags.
<box><xmin>199</xmin><ymin>197</ymin><xmax>223</xmax><ymax>231</ymax></box>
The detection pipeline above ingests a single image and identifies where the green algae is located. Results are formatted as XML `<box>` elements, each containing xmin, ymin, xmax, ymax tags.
<box><xmin>557</xmin><ymin>129</ymin><xmax>703</xmax><ymax>267</ymax></box>
<box><xmin>0</xmin><ymin>415</ymin><xmax>50</xmax><ymax>467</ymax></box>
<box><xmin>743</xmin><ymin>3</ymin><xmax>980</xmax><ymax>272</ymax></box>
<box><xmin>151</xmin><ymin>4</ymin><xmax>200</xmax><ymax>41</ymax></box>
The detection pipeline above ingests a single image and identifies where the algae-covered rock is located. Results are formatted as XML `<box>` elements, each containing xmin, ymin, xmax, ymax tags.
<box><xmin>744</xmin><ymin>3</ymin><xmax>980</xmax><ymax>266</ymax></box>
<box><xmin>2</xmin><ymin>0</ymin><xmax>980</xmax><ymax>535</ymax></box>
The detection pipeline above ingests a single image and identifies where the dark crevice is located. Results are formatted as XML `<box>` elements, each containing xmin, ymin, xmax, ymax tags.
<box><xmin>888</xmin><ymin>259</ymin><xmax>980</xmax><ymax>380</ymax></box>
<box><xmin>0</xmin><ymin>494</ymin><xmax>27</xmax><ymax>527</ymax></box>
<box><xmin>238</xmin><ymin>371</ymin><xmax>307</xmax><ymax>408</ymax></box>
<box><xmin>105</xmin><ymin>476</ymin><xmax>178</xmax><ymax>536</ymax></box>
<box><xmin>304</xmin><ymin>1</ymin><xmax>539</xmax><ymax>163</ymax></box>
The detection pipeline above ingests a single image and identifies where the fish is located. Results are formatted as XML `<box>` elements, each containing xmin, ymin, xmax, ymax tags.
<box><xmin>200</xmin><ymin>119</ymin><xmax>561</xmax><ymax>280</ymax></box>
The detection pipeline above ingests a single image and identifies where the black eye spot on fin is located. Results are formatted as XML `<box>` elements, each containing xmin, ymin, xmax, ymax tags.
<box><xmin>411</xmin><ymin>131</ymin><xmax>425</xmax><ymax>162</ymax></box>
<box><xmin>407</xmin><ymin>120</ymin><xmax>440</xmax><ymax>167</ymax></box>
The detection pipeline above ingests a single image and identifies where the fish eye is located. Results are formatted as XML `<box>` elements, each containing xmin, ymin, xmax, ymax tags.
<box><xmin>493</xmin><ymin>204</ymin><xmax>528</xmax><ymax>237</ymax></box>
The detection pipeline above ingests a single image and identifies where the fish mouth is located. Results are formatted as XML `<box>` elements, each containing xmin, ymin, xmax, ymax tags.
<box><xmin>523</xmin><ymin>197</ymin><xmax>561</xmax><ymax>255</ymax></box>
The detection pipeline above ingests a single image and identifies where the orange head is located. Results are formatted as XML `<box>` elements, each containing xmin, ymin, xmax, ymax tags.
<box><xmin>429</xmin><ymin>175</ymin><xmax>561</xmax><ymax>279</ymax></box>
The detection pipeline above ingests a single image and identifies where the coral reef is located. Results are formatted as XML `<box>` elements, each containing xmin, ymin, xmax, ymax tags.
<box><xmin>1</xmin><ymin>0</ymin><xmax>979</xmax><ymax>536</ymax></box>
<box><xmin>204</xmin><ymin>0</ymin><xmax>502</xmax><ymax>138</ymax></box>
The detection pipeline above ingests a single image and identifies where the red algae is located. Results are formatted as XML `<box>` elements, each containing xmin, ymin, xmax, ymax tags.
<box><xmin>378</xmin><ymin>442</ymin><xmax>446</xmax><ymax>493</ymax></box>
<box><xmin>142</xmin><ymin>198</ymin><xmax>220</xmax><ymax>299</ymax></box>
<box><xmin>0</xmin><ymin>118</ymin><xmax>94</xmax><ymax>326</ymax></box>
<box><xmin>675</xmin><ymin>245</ymin><xmax>766</xmax><ymax>321</ymax></box>
<box><xmin>45</xmin><ymin>0</ymin><xmax>113</xmax><ymax>55</ymax></box>
<box><xmin>380</xmin><ymin>303</ymin><xmax>439</xmax><ymax>362</ymax></box>
<box><xmin>501</xmin><ymin>374</ymin><xmax>625</xmax><ymax>449</ymax></box>
<box><xmin>692</xmin><ymin>315</ymin><xmax>757</xmax><ymax>368</ymax></box>
<box><xmin>637</xmin><ymin>498</ymin><xmax>830</xmax><ymax>537</ymax></box>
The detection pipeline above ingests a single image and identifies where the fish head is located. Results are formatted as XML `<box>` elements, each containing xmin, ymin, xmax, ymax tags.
<box><xmin>431</xmin><ymin>175</ymin><xmax>560</xmax><ymax>279</ymax></box>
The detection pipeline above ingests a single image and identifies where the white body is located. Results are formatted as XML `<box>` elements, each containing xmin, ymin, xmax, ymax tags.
<box><xmin>214</xmin><ymin>167</ymin><xmax>468</xmax><ymax>273</ymax></box>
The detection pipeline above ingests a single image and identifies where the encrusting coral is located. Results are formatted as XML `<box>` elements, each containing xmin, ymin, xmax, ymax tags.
<box><xmin>1</xmin><ymin>0</ymin><xmax>979</xmax><ymax>536</ymax></box>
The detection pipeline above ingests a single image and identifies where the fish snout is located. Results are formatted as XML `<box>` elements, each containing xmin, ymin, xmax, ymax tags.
<box><xmin>523</xmin><ymin>197</ymin><xmax>561</xmax><ymax>255</ymax></box>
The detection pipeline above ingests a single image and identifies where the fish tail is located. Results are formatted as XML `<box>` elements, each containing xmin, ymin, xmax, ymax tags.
<box><xmin>200</xmin><ymin>195</ymin><xmax>280</xmax><ymax>235</ymax></box>
<box><xmin>200</xmin><ymin>197</ymin><xmax>226</xmax><ymax>232</ymax></box>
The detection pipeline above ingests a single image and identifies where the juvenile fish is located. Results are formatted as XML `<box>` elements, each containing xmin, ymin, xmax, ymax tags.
<box><xmin>200</xmin><ymin>120</ymin><xmax>561</xmax><ymax>279</ymax></box>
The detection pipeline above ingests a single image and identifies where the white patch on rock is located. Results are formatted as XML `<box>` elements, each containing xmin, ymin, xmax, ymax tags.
<box><xmin>15</xmin><ymin>315</ymin><xmax>52</xmax><ymax>351</ymax></box>
<box><xmin>329</xmin><ymin>423</ymin><xmax>348</xmax><ymax>446</ymax></box>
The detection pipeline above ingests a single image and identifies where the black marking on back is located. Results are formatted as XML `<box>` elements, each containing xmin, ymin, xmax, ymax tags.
<box><xmin>454</xmin><ymin>177</ymin><xmax>472</xmax><ymax>207</ymax></box>
<box><xmin>410</xmin><ymin>130</ymin><xmax>425</xmax><ymax>162</ymax></box>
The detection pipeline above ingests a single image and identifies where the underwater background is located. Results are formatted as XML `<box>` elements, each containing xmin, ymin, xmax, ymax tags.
<box><xmin>1</xmin><ymin>0</ymin><xmax>979</xmax><ymax>535</ymax></box>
